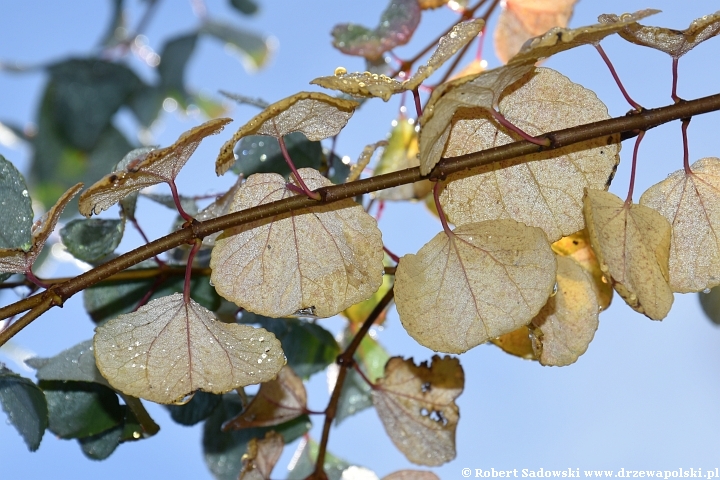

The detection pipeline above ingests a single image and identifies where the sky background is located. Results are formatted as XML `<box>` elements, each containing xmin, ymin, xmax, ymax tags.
<box><xmin>2</xmin><ymin>1</ymin><xmax>720</xmax><ymax>479</ymax></box>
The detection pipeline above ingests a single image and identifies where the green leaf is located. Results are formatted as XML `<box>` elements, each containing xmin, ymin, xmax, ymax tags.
<box><xmin>229</xmin><ymin>0</ymin><xmax>258</xmax><ymax>15</ymax></box>
<box><xmin>25</xmin><ymin>339</ymin><xmax>110</xmax><ymax>388</ymax></box>
<box><xmin>203</xmin><ymin>393</ymin><xmax>311</xmax><ymax>480</ymax></box>
<box><xmin>60</xmin><ymin>218</ymin><xmax>124</xmax><ymax>263</ymax></box>
<box><xmin>47</xmin><ymin>58</ymin><xmax>142</xmax><ymax>150</ymax></box>
<box><xmin>166</xmin><ymin>391</ymin><xmax>222</xmax><ymax>426</ymax></box>
<box><xmin>239</xmin><ymin>313</ymin><xmax>340</xmax><ymax>378</ymax></box>
<box><xmin>78</xmin><ymin>421</ymin><xmax>123</xmax><ymax>460</ymax></box>
<box><xmin>700</xmin><ymin>287</ymin><xmax>720</xmax><ymax>325</ymax></box>
<box><xmin>0</xmin><ymin>365</ymin><xmax>48</xmax><ymax>451</ymax></box>
<box><xmin>128</xmin><ymin>85</ymin><xmax>165</xmax><ymax>127</ymax></box>
<box><xmin>141</xmin><ymin>192</ymin><xmax>199</xmax><ymax>216</ymax></box>
<box><xmin>286</xmin><ymin>437</ymin><xmax>353</xmax><ymax>480</ymax></box>
<box><xmin>0</xmin><ymin>155</ymin><xmax>33</xmax><ymax>251</ymax></box>
<box><xmin>331</xmin><ymin>0</ymin><xmax>421</xmax><ymax>61</ymax></box>
<box><xmin>41</xmin><ymin>380</ymin><xmax>123</xmax><ymax>439</ymax></box>
<box><xmin>200</xmin><ymin>20</ymin><xmax>271</xmax><ymax>70</ymax></box>
<box><xmin>158</xmin><ymin>33</ymin><xmax>199</xmax><ymax>96</ymax></box>
<box><xmin>98</xmin><ymin>0</ymin><xmax>126</xmax><ymax>47</ymax></box>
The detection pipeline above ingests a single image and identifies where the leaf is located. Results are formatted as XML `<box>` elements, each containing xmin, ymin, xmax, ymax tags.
<box><xmin>47</xmin><ymin>58</ymin><xmax>142</xmax><ymax>150</ymax></box>
<box><xmin>0</xmin><ymin>155</ymin><xmax>34</xmax><ymax>251</ymax></box>
<box><xmin>342</xmin><ymin>260</ymin><xmax>395</xmax><ymax>324</ymax></box>
<box><xmin>439</xmin><ymin>67</ymin><xmax>621</xmax><ymax>242</ymax></box>
<box><xmin>200</xmin><ymin>19</ymin><xmax>272</xmax><ymax>70</ymax></box>
<box><xmin>166</xmin><ymin>391</ymin><xmax>222</xmax><ymax>426</ymax></box>
<box><xmin>601</xmin><ymin>11</ymin><xmax>720</xmax><ymax>58</ymax></box>
<box><xmin>395</xmin><ymin>219</ymin><xmax>557</xmax><ymax>353</ymax></box>
<box><xmin>0</xmin><ymin>183</ymin><xmax>83</xmax><ymax>274</ymax></box>
<box><xmin>128</xmin><ymin>85</ymin><xmax>165</xmax><ymax>127</ymax></box>
<box><xmin>42</xmin><ymin>380</ymin><xmax>123</xmax><ymax>438</ymax></box>
<box><xmin>529</xmin><ymin>255</ymin><xmax>599</xmax><ymax>366</ymax></box>
<box><xmin>223</xmin><ymin>366</ymin><xmax>307</xmax><ymax>429</ymax></box>
<box><xmin>509</xmin><ymin>9</ymin><xmax>660</xmax><ymax>65</ymax></box>
<box><xmin>79</xmin><ymin>118</ymin><xmax>231</xmax><ymax>217</ymax></box>
<box><xmin>141</xmin><ymin>192</ymin><xmax>199</xmax><ymax>216</ymax></box>
<box><xmin>204</xmin><ymin>393</ymin><xmax>311</xmax><ymax>480</ymax></box>
<box><xmin>232</xmin><ymin>132</ymin><xmax>323</xmax><ymax>178</ymax></box>
<box><xmin>494</xmin><ymin>0</ymin><xmax>577</xmax><ymax>64</ymax></box>
<box><xmin>383</xmin><ymin>471</ymin><xmax>440</xmax><ymax>480</ymax></box>
<box><xmin>347</xmin><ymin>140</ymin><xmax>388</xmax><ymax>183</ymax></box>
<box><xmin>158</xmin><ymin>33</ymin><xmax>199</xmax><ymax>94</ymax></box>
<box><xmin>331</xmin><ymin>0</ymin><xmax>421</xmax><ymax>61</ymax></box>
<box><xmin>210</xmin><ymin>168</ymin><xmax>384</xmax><ymax>318</ymax></box>
<box><xmin>700</xmin><ymin>287</ymin><xmax>720</xmax><ymax>325</ymax></box>
<box><xmin>93</xmin><ymin>293</ymin><xmax>285</xmax><ymax>404</ymax></box>
<box><xmin>640</xmin><ymin>157</ymin><xmax>720</xmax><ymax>293</ymax></box>
<box><xmin>372</xmin><ymin>356</ymin><xmax>464</xmax><ymax>466</ymax></box>
<box><xmin>417</xmin><ymin>61</ymin><xmax>536</xmax><ymax>175</ymax></box>
<box><xmin>238</xmin><ymin>313</ymin><xmax>340</xmax><ymax>378</ymax></box>
<box><xmin>551</xmin><ymin>229</ymin><xmax>613</xmax><ymax>311</ymax></box>
<box><xmin>25</xmin><ymin>339</ymin><xmax>110</xmax><ymax>388</ymax></box>
<box><xmin>490</xmin><ymin>326</ymin><xmax>535</xmax><ymax>360</ymax></box>
<box><xmin>239</xmin><ymin>431</ymin><xmax>283</xmax><ymax>480</ymax></box>
<box><xmin>216</xmin><ymin>93</ymin><xmax>358</xmax><ymax>175</ymax></box>
<box><xmin>60</xmin><ymin>218</ymin><xmax>124</xmax><ymax>263</ymax></box>
<box><xmin>0</xmin><ymin>365</ymin><xmax>48</xmax><ymax>451</ymax></box>
<box><xmin>230</xmin><ymin>0</ymin><xmax>259</xmax><ymax>15</ymax></box>
<box><xmin>583</xmin><ymin>189</ymin><xmax>673</xmax><ymax>320</ymax></box>
<box><xmin>78</xmin><ymin>422</ymin><xmax>124</xmax><ymax>460</ymax></box>
<box><xmin>286</xmin><ymin>437</ymin><xmax>353</xmax><ymax>480</ymax></box>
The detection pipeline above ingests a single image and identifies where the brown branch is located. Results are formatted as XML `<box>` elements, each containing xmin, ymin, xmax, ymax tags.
<box><xmin>1</xmin><ymin>93</ymin><xmax>720</xmax><ymax>346</ymax></box>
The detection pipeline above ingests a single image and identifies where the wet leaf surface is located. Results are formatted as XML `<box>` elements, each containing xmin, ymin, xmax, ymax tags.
<box><xmin>0</xmin><ymin>365</ymin><xmax>48</xmax><ymax>451</ymax></box>
<box><xmin>60</xmin><ymin>218</ymin><xmax>124</xmax><ymax>263</ymax></box>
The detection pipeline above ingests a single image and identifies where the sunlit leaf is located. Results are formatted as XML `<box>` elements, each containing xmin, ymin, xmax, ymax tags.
<box><xmin>286</xmin><ymin>437</ymin><xmax>354</xmax><ymax>480</ymax></box>
<box><xmin>372</xmin><ymin>356</ymin><xmax>464</xmax><ymax>466</ymax></box>
<box><xmin>418</xmin><ymin>0</ymin><xmax>451</xmax><ymax>9</ymax></box>
<box><xmin>347</xmin><ymin>140</ymin><xmax>387</xmax><ymax>183</ymax></box>
<box><xmin>383</xmin><ymin>471</ymin><xmax>440</xmax><ymax>480</ymax></box>
<box><xmin>239</xmin><ymin>431</ymin><xmax>283</xmax><ymax>480</ymax></box>
<box><xmin>216</xmin><ymin>93</ymin><xmax>358</xmax><ymax>175</ymax></box>
<box><xmin>639</xmin><ymin>157</ymin><xmax>720</xmax><ymax>293</ymax></box>
<box><xmin>494</xmin><ymin>0</ymin><xmax>577</xmax><ymax>64</ymax></box>
<box><xmin>439</xmin><ymin>67</ymin><xmax>620</xmax><ymax>242</ymax></box>
<box><xmin>79</xmin><ymin>118</ymin><xmax>231</xmax><ymax>217</ymax></box>
<box><xmin>200</xmin><ymin>19</ymin><xmax>272</xmax><ymax>70</ymax></box>
<box><xmin>224</xmin><ymin>366</ymin><xmax>306</xmax><ymax>429</ymax></box>
<box><xmin>529</xmin><ymin>255</ymin><xmax>599</xmax><ymax>366</ymax></box>
<box><xmin>584</xmin><ymin>189</ymin><xmax>673</xmax><ymax>320</ymax></box>
<box><xmin>26</xmin><ymin>339</ymin><xmax>110</xmax><ymax>388</ymax></box>
<box><xmin>311</xmin><ymin>71</ymin><xmax>405</xmax><ymax>102</ymax></box>
<box><xmin>210</xmin><ymin>168</ymin><xmax>384</xmax><ymax>318</ymax></box>
<box><xmin>331</xmin><ymin>0</ymin><xmax>421</xmax><ymax>61</ymax></box>
<box><xmin>0</xmin><ymin>365</ymin><xmax>48</xmax><ymax>451</ymax></box>
<box><xmin>601</xmin><ymin>11</ymin><xmax>720</xmax><ymax>58</ymax></box>
<box><xmin>395</xmin><ymin>219</ymin><xmax>556</xmax><ymax>353</ymax></box>
<box><xmin>166</xmin><ymin>391</ymin><xmax>222</xmax><ymax>426</ymax></box>
<box><xmin>342</xmin><ymin>262</ymin><xmax>394</xmax><ymax>324</ymax></box>
<box><xmin>0</xmin><ymin>183</ymin><xmax>82</xmax><ymax>274</ymax></box>
<box><xmin>60</xmin><ymin>218</ymin><xmax>124</xmax><ymax>263</ymax></box>
<box><xmin>42</xmin><ymin>380</ymin><xmax>122</xmax><ymax>438</ymax></box>
<box><xmin>490</xmin><ymin>326</ymin><xmax>535</xmax><ymax>360</ymax></box>
<box><xmin>93</xmin><ymin>293</ymin><xmax>285</xmax><ymax>404</ymax></box>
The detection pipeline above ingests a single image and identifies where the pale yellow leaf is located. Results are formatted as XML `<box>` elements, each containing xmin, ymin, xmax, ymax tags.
<box><xmin>79</xmin><ymin>118</ymin><xmax>231</xmax><ymax>217</ymax></box>
<box><xmin>395</xmin><ymin>219</ymin><xmax>557</xmax><ymax>353</ymax></box>
<box><xmin>372</xmin><ymin>356</ymin><xmax>464</xmax><ymax>466</ymax></box>
<box><xmin>210</xmin><ymin>168</ymin><xmax>384</xmax><ymax>318</ymax></box>
<box><xmin>490</xmin><ymin>326</ymin><xmax>535</xmax><ymax>360</ymax></box>
<box><xmin>0</xmin><ymin>183</ymin><xmax>83</xmax><ymax>274</ymax></box>
<box><xmin>601</xmin><ymin>11</ymin><xmax>720</xmax><ymax>58</ymax></box>
<box><xmin>195</xmin><ymin>178</ymin><xmax>242</xmax><ymax>247</ymax></box>
<box><xmin>347</xmin><ymin>140</ymin><xmax>388</xmax><ymax>183</ymax></box>
<box><xmin>449</xmin><ymin>58</ymin><xmax>486</xmax><ymax>80</ymax></box>
<box><xmin>216</xmin><ymin>93</ymin><xmax>358</xmax><ymax>175</ymax></box>
<box><xmin>310</xmin><ymin>71</ymin><xmax>405</xmax><ymax>102</ymax></box>
<box><xmin>93</xmin><ymin>293</ymin><xmax>284</xmax><ymax>404</ymax></box>
<box><xmin>583</xmin><ymin>189</ymin><xmax>673</xmax><ymax>320</ymax></box>
<box><xmin>529</xmin><ymin>255</ymin><xmax>599</xmax><ymax>366</ymax></box>
<box><xmin>382</xmin><ymin>471</ymin><xmax>440</xmax><ymax>480</ymax></box>
<box><xmin>494</xmin><ymin>0</ymin><xmax>577</xmax><ymax>64</ymax></box>
<box><xmin>223</xmin><ymin>366</ymin><xmax>306</xmax><ymax>429</ymax></box>
<box><xmin>418</xmin><ymin>61</ymin><xmax>536</xmax><ymax>175</ymax></box>
<box><xmin>239</xmin><ymin>431</ymin><xmax>284</xmax><ymax>480</ymax></box>
<box><xmin>418</xmin><ymin>0</ymin><xmax>451</xmax><ymax>10</ymax></box>
<box><xmin>639</xmin><ymin>157</ymin><xmax>720</xmax><ymax>292</ymax></box>
<box><xmin>439</xmin><ymin>67</ymin><xmax>620</xmax><ymax>242</ymax></box>
<box><xmin>509</xmin><ymin>9</ymin><xmax>660</xmax><ymax>65</ymax></box>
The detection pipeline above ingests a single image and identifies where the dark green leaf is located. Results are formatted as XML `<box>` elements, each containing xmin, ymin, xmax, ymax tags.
<box><xmin>0</xmin><ymin>155</ymin><xmax>33</xmax><ymax>251</ymax></box>
<box><xmin>60</xmin><ymin>218</ymin><xmax>124</xmax><ymax>263</ymax></box>
<box><xmin>203</xmin><ymin>393</ymin><xmax>311</xmax><ymax>480</ymax></box>
<box><xmin>335</xmin><ymin>368</ymin><xmax>373</xmax><ymax>425</ymax></box>
<box><xmin>229</xmin><ymin>0</ymin><xmax>258</xmax><ymax>15</ymax></box>
<box><xmin>78</xmin><ymin>422</ymin><xmax>123</xmax><ymax>460</ymax></box>
<box><xmin>700</xmin><ymin>287</ymin><xmax>720</xmax><ymax>325</ymax></box>
<box><xmin>98</xmin><ymin>0</ymin><xmax>126</xmax><ymax>47</ymax></box>
<box><xmin>0</xmin><ymin>365</ymin><xmax>48</xmax><ymax>451</ymax></box>
<box><xmin>239</xmin><ymin>313</ymin><xmax>340</xmax><ymax>378</ymax></box>
<box><xmin>128</xmin><ymin>85</ymin><xmax>165</xmax><ymax>127</ymax></box>
<box><xmin>47</xmin><ymin>58</ymin><xmax>142</xmax><ymax>150</ymax></box>
<box><xmin>286</xmin><ymin>437</ymin><xmax>353</xmax><ymax>480</ymax></box>
<box><xmin>331</xmin><ymin>0</ymin><xmax>421</xmax><ymax>61</ymax></box>
<box><xmin>158</xmin><ymin>33</ymin><xmax>198</xmax><ymax>95</ymax></box>
<box><xmin>42</xmin><ymin>380</ymin><xmax>123</xmax><ymax>439</ymax></box>
<box><xmin>166</xmin><ymin>391</ymin><xmax>222</xmax><ymax>426</ymax></box>
<box><xmin>25</xmin><ymin>339</ymin><xmax>110</xmax><ymax>388</ymax></box>
<box><xmin>200</xmin><ymin>20</ymin><xmax>271</xmax><ymax>70</ymax></box>
<box><xmin>141</xmin><ymin>192</ymin><xmax>199</xmax><ymax>216</ymax></box>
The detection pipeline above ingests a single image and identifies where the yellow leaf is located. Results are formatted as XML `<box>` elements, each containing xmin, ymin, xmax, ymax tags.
<box><xmin>79</xmin><ymin>118</ymin><xmax>231</xmax><ymax>217</ymax></box>
<box><xmin>490</xmin><ymin>326</ymin><xmax>535</xmax><ymax>360</ymax></box>
<box><xmin>439</xmin><ymin>67</ymin><xmax>620</xmax><ymax>242</ymax></box>
<box><xmin>210</xmin><ymin>168</ymin><xmax>384</xmax><ymax>318</ymax></box>
<box><xmin>311</xmin><ymin>71</ymin><xmax>405</xmax><ymax>102</ymax></box>
<box><xmin>372</xmin><ymin>356</ymin><xmax>464</xmax><ymax>466</ymax></box>
<box><xmin>93</xmin><ymin>293</ymin><xmax>284</xmax><ymax>404</ymax></box>
<box><xmin>342</xmin><ymin>257</ymin><xmax>394</xmax><ymax>325</ymax></box>
<box><xmin>639</xmin><ymin>157</ymin><xmax>720</xmax><ymax>292</ymax></box>
<box><xmin>529</xmin><ymin>255</ymin><xmax>599</xmax><ymax>366</ymax></box>
<box><xmin>395</xmin><ymin>219</ymin><xmax>557</xmax><ymax>353</ymax></box>
<box><xmin>494</xmin><ymin>0</ymin><xmax>577</xmax><ymax>64</ymax></box>
<box><xmin>216</xmin><ymin>93</ymin><xmax>359</xmax><ymax>175</ymax></box>
<box><xmin>583</xmin><ymin>189</ymin><xmax>673</xmax><ymax>320</ymax></box>
<box><xmin>347</xmin><ymin>140</ymin><xmax>388</xmax><ymax>183</ymax></box>
<box><xmin>383</xmin><ymin>471</ymin><xmax>440</xmax><ymax>480</ymax></box>
<box><xmin>239</xmin><ymin>431</ymin><xmax>284</xmax><ymax>480</ymax></box>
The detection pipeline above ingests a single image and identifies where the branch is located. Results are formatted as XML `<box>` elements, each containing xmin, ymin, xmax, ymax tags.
<box><xmin>2</xmin><ymin>93</ymin><xmax>720</xmax><ymax>345</ymax></box>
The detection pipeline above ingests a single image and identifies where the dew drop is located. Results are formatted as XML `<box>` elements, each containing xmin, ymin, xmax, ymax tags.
<box><xmin>550</xmin><ymin>283</ymin><xmax>558</xmax><ymax>297</ymax></box>
<box><xmin>132</xmin><ymin>431</ymin><xmax>141</xmax><ymax>439</ymax></box>
<box><xmin>257</xmin><ymin>359</ymin><xmax>263</xmax><ymax>364</ymax></box>
<box><xmin>449</xmin><ymin>31</ymin><xmax>457</xmax><ymax>38</ymax></box>
<box><xmin>334</xmin><ymin>66</ymin><xmax>347</xmax><ymax>76</ymax></box>
<box><xmin>172</xmin><ymin>392</ymin><xmax>195</xmax><ymax>405</ymax></box>
<box><xmin>601</xmin><ymin>275</ymin><xmax>608</xmax><ymax>284</ymax></box>
<box><xmin>358</xmin><ymin>82</ymin><xmax>366</xmax><ymax>88</ymax></box>
<box><xmin>703</xmin><ymin>288</ymin><xmax>711</xmax><ymax>294</ymax></box>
